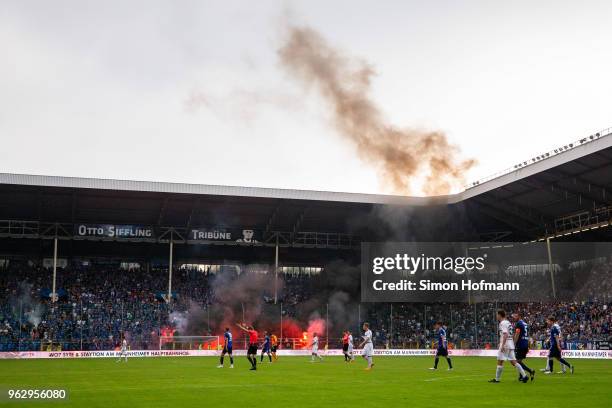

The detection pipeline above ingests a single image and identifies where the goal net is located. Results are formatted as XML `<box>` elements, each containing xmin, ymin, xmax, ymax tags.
<box><xmin>159</xmin><ymin>336</ymin><xmax>220</xmax><ymax>351</ymax></box>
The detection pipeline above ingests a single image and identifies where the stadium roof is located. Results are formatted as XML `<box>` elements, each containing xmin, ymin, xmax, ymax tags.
<box><xmin>1</xmin><ymin>127</ymin><xmax>610</xmax><ymax>205</ymax></box>
<box><xmin>0</xmin><ymin>172</ymin><xmax>442</xmax><ymax>206</ymax></box>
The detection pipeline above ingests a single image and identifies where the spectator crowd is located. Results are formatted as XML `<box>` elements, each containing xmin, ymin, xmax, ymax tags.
<box><xmin>1</xmin><ymin>259</ymin><xmax>610</xmax><ymax>351</ymax></box>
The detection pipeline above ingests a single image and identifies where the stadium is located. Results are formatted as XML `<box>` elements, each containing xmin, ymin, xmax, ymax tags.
<box><xmin>1</xmin><ymin>129</ymin><xmax>611</xmax><ymax>407</ymax></box>
<box><xmin>3</xmin><ymin>2</ymin><xmax>612</xmax><ymax>406</ymax></box>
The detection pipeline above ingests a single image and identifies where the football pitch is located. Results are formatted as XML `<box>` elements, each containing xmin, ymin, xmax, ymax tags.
<box><xmin>1</xmin><ymin>356</ymin><xmax>610</xmax><ymax>408</ymax></box>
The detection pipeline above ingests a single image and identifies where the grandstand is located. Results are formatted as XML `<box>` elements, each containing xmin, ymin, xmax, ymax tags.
<box><xmin>0</xmin><ymin>129</ymin><xmax>611</xmax><ymax>352</ymax></box>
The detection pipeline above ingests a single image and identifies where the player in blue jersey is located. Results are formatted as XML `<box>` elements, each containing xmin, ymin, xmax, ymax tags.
<box><xmin>217</xmin><ymin>327</ymin><xmax>234</xmax><ymax>368</ymax></box>
<box><xmin>512</xmin><ymin>312</ymin><xmax>534</xmax><ymax>381</ymax></box>
<box><xmin>545</xmin><ymin>316</ymin><xmax>574</xmax><ymax>374</ymax></box>
<box><xmin>260</xmin><ymin>331</ymin><xmax>272</xmax><ymax>363</ymax></box>
<box><xmin>429</xmin><ymin>321</ymin><xmax>452</xmax><ymax>370</ymax></box>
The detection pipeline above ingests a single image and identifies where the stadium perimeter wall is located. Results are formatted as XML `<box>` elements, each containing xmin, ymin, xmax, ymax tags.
<box><xmin>1</xmin><ymin>349</ymin><xmax>609</xmax><ymax>359</ymax></box>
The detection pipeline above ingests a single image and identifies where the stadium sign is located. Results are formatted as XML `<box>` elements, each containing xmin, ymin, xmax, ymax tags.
<box><xmin>189</xmin><ymin>228</ymin><xmax>260</xmax><ymax>243</ymax></box>
<box><xmin>75</xmin><ymin>224</ymin><xmax>154</xmax><ymax>239</ymax></box>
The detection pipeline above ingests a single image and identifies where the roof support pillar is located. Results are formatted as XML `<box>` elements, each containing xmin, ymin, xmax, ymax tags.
<box><xmin>52</xmin><ymin>236</ymin><xmax>58</xmax><ymax>303</ymax></box>
<box><xmin>546</xmin><ymin>237</ymin><xmax>556</xmax><ymax>299</ymax></box>
<box><xmin>274</xmin><ymin>234</ymin><xmax>279</xmax><ymax>304</ymax></box>
<box><xmin>168</xmin><ymin>232</ymin><xmax>173</xmax><ymax>303</ymax></box>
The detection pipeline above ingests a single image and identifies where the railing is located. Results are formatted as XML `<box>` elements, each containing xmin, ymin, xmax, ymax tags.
<box><xmin>536</xmin><ymin>205</ymin><xmax>612</xmax><ymax>240</ymax></box>
<box><xmin>465</xmin><ymin>127</ymin><xmax>612</xmax><ymax>189</ymax></box>
<box><xmin>292</xmin><ymin>231</ymin><xmax>356</xmax><ymax>247</ymax></box>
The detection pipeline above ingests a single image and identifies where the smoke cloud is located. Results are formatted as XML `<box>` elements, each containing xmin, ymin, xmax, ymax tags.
<box><xmin>306</xmin><ymin>317</ymin><xmax>325</xmax><ymax>343</ymax></box>
<box><xmin>210</xmin><ymin>269</ymin><xmax>280</xmax><ymax>326</ymax></box>
<box><xmin>278</xmin><ymin>25</ymin><xmax>476</xmax><ymax>195</ymax></box>
<box><xmin>172</xmin><ymin>262</ymin><xmax>364</xmax><ymax>343</ymax></box>
<box><xmin>169</xmin><ymin>300</ymin><xmax>210</xmax><ymax>335</ymax></box>
<box><xmin>292</xmin><ymin>260</ymin><xmax>363</xmax><ymax>337</ymax></box>
<box><xmin>12</xmin><ymin>282</ymin><xmax>44</xmax><ymax>327</ymax></box>
<box><xmin>172</xmin><ymin>267</ymin><xmax>284</xmax><ymax>339</ymax></box>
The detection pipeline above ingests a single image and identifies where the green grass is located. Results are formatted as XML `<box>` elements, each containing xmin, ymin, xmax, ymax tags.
<box><xmin>1</xmin><ymin>356</ymin><xmax>610</xmax><ymax>407</ymax></box>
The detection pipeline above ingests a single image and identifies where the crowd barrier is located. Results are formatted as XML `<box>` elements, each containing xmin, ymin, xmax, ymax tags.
<box><xmin>1</xmin><ymin>348</ymin><xmax>610</xmax><ymax>359</ymax></box>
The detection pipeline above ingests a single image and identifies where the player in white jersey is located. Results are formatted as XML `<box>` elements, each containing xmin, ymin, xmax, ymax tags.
<box><xmin>310</xmin><ymin>333</ymin><xmax>323</xmax><ymax>362</ymax></box>
<box><xmin>359</xmin><ymin>322</ymin><xmax>374</xmax><ymax>370</ymax></box>
<box><xmin>348</xmin><ymin>331</ymin><xmax>355</xmax><ymax>362</ymax></box>
<box><xmin>489</xmin><ymin>310</ymin><xmax>528</xmax><ymax>383</ymax></box>
<box><xmin>116</xmin><ymin>338</ymin><xmax>128</xmax><ymax>363</ymax></box>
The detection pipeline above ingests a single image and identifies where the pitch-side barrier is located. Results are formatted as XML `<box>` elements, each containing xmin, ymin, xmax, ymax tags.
<box><xmin>1</xmin><ymin>349</ymin><xmax>610</xmax><ymax>359</ymax></box>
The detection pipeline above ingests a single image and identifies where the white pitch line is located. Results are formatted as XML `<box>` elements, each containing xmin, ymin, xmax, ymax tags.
<box><xmin>424</xmin><ymin>374</ymin><xmax>487</xmax><ymax>382</ymax></box>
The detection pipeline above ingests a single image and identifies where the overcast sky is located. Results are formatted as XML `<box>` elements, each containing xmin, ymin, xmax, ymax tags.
<box><xmin>1</xmin><ymin>1</ymin><xmax>611</xmax><ymax>196</ymax></box>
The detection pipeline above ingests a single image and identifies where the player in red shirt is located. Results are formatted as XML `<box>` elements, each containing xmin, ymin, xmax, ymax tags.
<box><xmin>342</xmin><ymin>331</ymin><xmax>350</xmax><ymax>362</ymax></box>
<box><xmin>237</xmin><ymin>322</ymin><xmax>259</xmax><ymax>370</ymax></box>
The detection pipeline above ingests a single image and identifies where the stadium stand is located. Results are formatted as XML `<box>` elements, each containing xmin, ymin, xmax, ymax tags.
<box><xmin>1</xmin><ymin>260</ymin><xmax>610</xmax><ymax>351</ymax></box>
